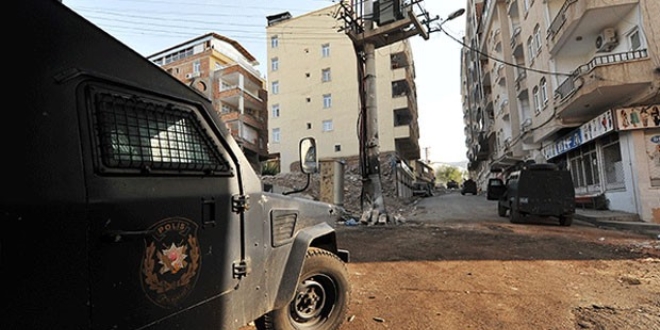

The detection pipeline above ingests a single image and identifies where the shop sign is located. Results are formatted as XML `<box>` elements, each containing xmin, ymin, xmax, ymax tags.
<box><xmin>580</xmin><ymin>110</ymin><xmax>614</xmax><ymax>142</ymax></box>
<box><xmin>614</xmin><ymin>105</ymin><xmax>660</xmax><ymax>130</ymax></box>
<box><xmin>645</xmin><ymin>131</ymin><xmax>660</xmax><ymax>184</ymax></box>
<box><xmin>543</xmin><ymin>110</ymin><xmax>614</xmax><ymax>160</ymax></box>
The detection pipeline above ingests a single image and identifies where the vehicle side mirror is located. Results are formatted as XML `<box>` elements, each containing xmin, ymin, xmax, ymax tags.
<box><xmin>299</xmin><ymin>137</ymin><xmax>318</xmax><ymax>174</ymax></box>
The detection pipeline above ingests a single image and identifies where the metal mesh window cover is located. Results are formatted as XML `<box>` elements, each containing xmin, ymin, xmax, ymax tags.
<box><xmin>92</xmin><ymin>90</ymin><xmax>231</xmax><ymax>176</ymax></box>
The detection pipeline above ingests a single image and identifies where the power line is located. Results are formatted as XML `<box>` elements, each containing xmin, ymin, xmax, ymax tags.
<box><xmin>437</xmin><ymin>26</ymin><xmax>574</xmax><ymax>77</ymax></box>
<box><xmin>85</xmin><ymin>14</ymin><xmax>345</xmax><ymax>37</ymax></box>
<box><xmin>68</xmin><ymin>0</ymin><xmax>336</xmax><ymax>14</ymax></box>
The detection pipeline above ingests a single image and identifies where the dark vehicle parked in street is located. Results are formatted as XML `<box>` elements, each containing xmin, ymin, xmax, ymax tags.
<box><xmin>461</xmin><ymin>179</ymin><xmax>478</xmax><ymax>195</ymax></box>
<box><xmin>447</xmin><ymin>180</ymin><xmax>460</xmax><ymax>189</ymax></box>
<box><xmin>487</xmin><ymin>163</ymin><xmax>575</xmax><ymax>226</ymax></box>
<box><xmin>4</xmin><ymin>2</ymin><xmax>350</xmax><ymax>330</ymax></box>
<box><xmin>413</xmin><ymin>181</ymin><xmax>434</xmax><ymax>197</ymax></box>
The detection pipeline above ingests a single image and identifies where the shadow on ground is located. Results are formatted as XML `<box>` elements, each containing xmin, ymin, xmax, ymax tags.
<box><xmin>335</xmin><ymin>221</ymin><xmax>659</xmax><ymax>263</ymax></box>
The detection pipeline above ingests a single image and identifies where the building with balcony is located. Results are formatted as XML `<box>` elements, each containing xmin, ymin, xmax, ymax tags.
<box><xmin>462</xmin><ymin>0</ymin><xmax>660</xmax><ymax>223</ymax></box>
<box><xmin>147</xmin><ymin>33</ymin><xmax>269</xmax><ymax>173</ymax></box>
<box><xmin>266</xmin><ymin>4</ymin><xmax>421</xmax><ymax>175</ymax></box>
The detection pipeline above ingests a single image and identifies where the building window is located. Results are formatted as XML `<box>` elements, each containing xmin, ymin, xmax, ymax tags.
<box><xmin>306</xmin><ymin>72</ymin><xmax>310</xmax><ymax>78</ymax></box>
<box><xmin>272</xmin><ymin>128</ymin><xmax>281</xmax><ymax>143</ymax></box>
<box><xmin>306</xmin><ymin>97</ymin><xmax>311</xmax><ymax>103</ymax></box>
<box><xmin>222</xmin><ymin>104</ymin><xmax>233</xmax><ymax>114</ymax></box>
<box><xmin>271</xmin><ymin>35</ymin><xmax>279</xmax><ymax>48</ymax></box>
<box><xmin>391</xmin><ymin>52</ymin><xmax>407</xmax><ymax>69</ymax></box>
<box><xmin>533</xmin><ymin>25</ymin><xmax>542</xmax><ymax>53</ymax></box>
<box><xmin>523</xmin><ymin>0</ymin><xmax>530</xmax><ymax>13</ymax></box>
<box><xmin>532</xmin><ymin>86</ymin><xmax>540</xmax><ymax>113</ymax></box>
<box><xmin>306</xmin><ymin>123</ymin><xmax>312</xmax><ymax>129</ymax></box>
<box><xmin>322</xmin><ymin>68</ymin><xmax>331</xmax><ymax>82</ymax></box>
<box><xmin>628</xmin><ymin>28</ymin><xmax>641</xmax><ymax>50</ymax></box>
<box><xmin>334</xmin><ymin>144</ymin><xmax>341</xmax><ymax>152</ymax></box>
<box><xmin>603</xmin><ymin>134</ymin><xmax>624</xmax><ymax>190</ymax></box>
<box><xmin>393</xmin><ymin>108</ymin><xmax>412</xmax><ymax>126</ymax></box>
<box><xmin>527</xmin><ymin>37</ymin><xmax>534</xmax><ymax>62</ymax></box>
<box><xmin>271</xmin><ymin>57</ymin><xmax>279</xmax><ymax>71</ymax></box>
<box><xmin>323</xmin><ymin>94</ymin><xmax>332</xmax><ymax>108</ymax></box>
<box><xmin>322</xmin><ymin>43</ymin><xmax>330</xmax><ymax>57</ymax></box>
<box><xmin>540</xmin><ymin>77</ymin><xmax>548</xmax><ymax>106</ymax></box>
<box><xmin>322</xmin><ymin>120</ymin><xmax>333</xmax><ymax>132</ymax></box>
<box><xmin>569</xmin><ymin>152</ymin><xmax>584</xmax><ymax>188</ymax></box>
<box><xmin>392</xmin><ymin>80</ymin><xmax>409</xmax><ymax>97</ymax></box>
<box><xmin>272</xmin><ymin>104</ymin><xmax>280</xmax><ymax>118</ymax></box>
<box><xmin>193</xmin><ymin>60</ymin><xmax>201</xmax><ymax>74</ymax></box>
<box><xmin>162</xmin><ymin>47</ymin><xmax>194</xmax><ymax>65</ymax></box>
<box><xmin>568</xmin><ymin>144</ymin><xmax>600</xmax><ymax>192</ymax></box>
<box><xmin>271</xmin><ymin>81</ymin><xmax>279</xmax><ymax>95</ymax></box>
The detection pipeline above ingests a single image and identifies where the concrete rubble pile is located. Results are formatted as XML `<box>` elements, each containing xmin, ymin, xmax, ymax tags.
<box><xmin>262</xmin><ymin>159</ymin><xmax>419</xmax><ymax>224</ymax></box>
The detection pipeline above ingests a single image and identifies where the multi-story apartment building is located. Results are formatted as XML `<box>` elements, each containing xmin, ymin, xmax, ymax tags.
<box><xmin>266</xmin><ymin>4</ymin><xmax>421</xmax><ymax>174</ymax></box>
<box><xmin>148</xmin><ymin>33</ymin><xmax>269</xmax><ymax>172</ymax></box>
<box><xmin>463</xmin><ymin>0</ymin><xmax>660</xmax><ymax>223</ymax></box>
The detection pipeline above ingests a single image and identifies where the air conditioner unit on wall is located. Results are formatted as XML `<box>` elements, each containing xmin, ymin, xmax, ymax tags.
<box><xmin>595</xmin><ymin>28</ymin><xmax>618</xmax><ymax>53</ymax></box>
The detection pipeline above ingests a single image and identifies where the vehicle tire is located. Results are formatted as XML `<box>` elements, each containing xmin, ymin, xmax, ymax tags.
<box><xmin>559</xmin><ymin>215</ymin><xmax>573</xmax><ymax>227</ymax></box>
<box><xmin>255</xmin><ymin>247</ymin><xmax>350</xmax><ymax>330</ymax></box>
<box><xmin>509</xmin><ymin>206</ymin><xmax>522</xmax><ymax>224</ymax></box>
<box><xmin>497</xmin><ymin>203</ymin><xmax>507</xmax><ymax>217</ymax></box>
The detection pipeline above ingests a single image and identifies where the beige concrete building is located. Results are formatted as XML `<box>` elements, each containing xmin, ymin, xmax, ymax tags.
<box><xmin>266</xmin><ymin>4</ymin><xmax>421</xmax><ymax>173</ymax></box>
<box><xmin>463</xmin><ymin>0</ymin><xmax>660</xmax><ymax>223</ymax></box>
<box><xmin>148</xmin><ymin>33</ymin><xmax>269</xmax><ymax>173</ymax></box>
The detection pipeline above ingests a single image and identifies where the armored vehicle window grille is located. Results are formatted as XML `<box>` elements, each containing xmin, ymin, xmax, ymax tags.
<box><xmin>93</xmin><ymin>91</ymin><xmax>231</xmax><ymax>175</ymax></box>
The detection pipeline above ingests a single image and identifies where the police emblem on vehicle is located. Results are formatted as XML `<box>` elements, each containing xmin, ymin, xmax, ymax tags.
<box><xmin>141</xmin><ymin>217</ymin><xmax>201</xmax><ymax>308</ymax></box>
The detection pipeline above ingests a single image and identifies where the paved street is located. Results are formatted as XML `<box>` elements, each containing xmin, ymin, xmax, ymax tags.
<box><xmin>413</xmin><ymin>189</ymin><xmax>502</xmax><ymax>223</ymax></box>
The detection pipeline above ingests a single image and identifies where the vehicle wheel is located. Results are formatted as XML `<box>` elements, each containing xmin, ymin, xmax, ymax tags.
<box><xmin>559</xmin><ymin>215</ymin><xmax>573</xmax><ymax>227</ymax></box>
<box><xmin>509</xmin><ymin>206</ymin><xmax>522</xmax><ymax>224</ymax></box>
<box><xmin>497</xmin><ymin>203</ymin><xmax>507</xmax><ymax>217</ymax></box>
<box><xmin>255</xmin><ymin>247</ymin><xmax>350</xmax><ymax>330</ymax></box>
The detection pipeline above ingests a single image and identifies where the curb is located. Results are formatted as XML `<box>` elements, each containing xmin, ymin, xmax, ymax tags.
<box><xmin>574</xmin><ymin>214</ymin><xmax>660</xmax><ymax>238</ymax></box>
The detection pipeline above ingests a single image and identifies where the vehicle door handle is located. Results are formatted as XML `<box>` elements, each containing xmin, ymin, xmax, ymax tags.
<box><xmin>202</xmin><ymin>198</ymin><xmax>216</xmax><ymax>228</ymax></box>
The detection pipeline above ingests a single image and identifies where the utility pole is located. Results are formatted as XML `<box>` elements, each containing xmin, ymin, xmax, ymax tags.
<box><xmin>339</xmin><ymin>0</ymin><xmax>438</xmax><ymax>224</ymax></box>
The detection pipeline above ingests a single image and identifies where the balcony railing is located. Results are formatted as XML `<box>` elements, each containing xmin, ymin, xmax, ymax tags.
<box><xmin>547</xmin><ymin>0</ymin><xmax>578</xmax><ymax>40</ymax></box>
<box><xmin>555</xmin><ymin>76</ymin><xmax>577</xmax><ymax>101</ymax></box>
<box><xmin>555</xmin><ymin>49</ymin><xmax>648</xmax><ymax>100</ymax></box>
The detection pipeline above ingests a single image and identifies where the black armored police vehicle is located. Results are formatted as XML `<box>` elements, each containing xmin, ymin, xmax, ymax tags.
<box><xmin>3</xmin><ymin>1</ymin><xmax>350</xmax><ymax>329</ymax></box>
<box><xmin>488</xmin><ymin>163</ymin><xmax>576</xmax><ymax>226</ymax></box>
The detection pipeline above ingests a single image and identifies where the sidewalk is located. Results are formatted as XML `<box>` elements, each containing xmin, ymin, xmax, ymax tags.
<box><xmin>574</xmin><ymin>208</ymin><xmax>660</xmax><ymax>239</ymax></box>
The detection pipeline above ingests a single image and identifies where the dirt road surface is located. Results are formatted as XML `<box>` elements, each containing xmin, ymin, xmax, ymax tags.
<box><xmin>244</xmin><ymin>191</ymin><xmax>659</xmax><ymax>330</ymax></box>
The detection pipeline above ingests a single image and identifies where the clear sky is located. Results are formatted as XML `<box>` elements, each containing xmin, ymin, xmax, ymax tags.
<box><xmin>63</xmin><ymin>0</ymin><xmax>468</xmax><ymax>163</ymax></box>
